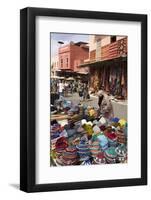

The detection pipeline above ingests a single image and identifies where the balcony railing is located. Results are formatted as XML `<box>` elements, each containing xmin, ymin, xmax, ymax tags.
<box><xmin>101</xmin><ymin>37</ymin><xmax>127</xmax><ymax>60</ymax></box>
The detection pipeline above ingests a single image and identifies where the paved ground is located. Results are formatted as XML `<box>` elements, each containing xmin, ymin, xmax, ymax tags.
<box><xmin>64</xmin><ymin>92</ymin><xmax>99</xmax><ymax>108</ymax></box>
<box><xmin>64</xmin><ymin>92</ymin><xmax>127</xmax><ymax>120</ymax></box>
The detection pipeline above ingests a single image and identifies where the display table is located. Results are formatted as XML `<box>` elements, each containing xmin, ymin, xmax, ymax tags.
<box><xmin>111</xmin><ymin>100</ymin><xmax>127</xmax><ymax>120</ymax></box>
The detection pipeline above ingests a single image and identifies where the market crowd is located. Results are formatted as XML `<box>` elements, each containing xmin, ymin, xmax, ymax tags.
<box><xmin>51</xmin><ymin>80</ymin><xmax>90</xmax><ymax>101</ymax></box>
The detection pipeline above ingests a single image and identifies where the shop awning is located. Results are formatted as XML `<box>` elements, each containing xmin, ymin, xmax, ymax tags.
<box><xmin>66</xmin><ymin>77</ymin><xmax>75</xmax><ymax>81</ymax></box>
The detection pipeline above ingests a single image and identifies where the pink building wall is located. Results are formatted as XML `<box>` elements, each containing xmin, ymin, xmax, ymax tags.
<box><xmin>58</xmin><ymin>43</ymin><xmax>89</xmax><ymax>72</ymax></box>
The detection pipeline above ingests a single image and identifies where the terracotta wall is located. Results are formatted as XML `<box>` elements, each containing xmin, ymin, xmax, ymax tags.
<box><xmin>71</xmin><ymin>45</ymin><xmax>89</xmax><ymax>72</ymax></box>
<box><xmin>90</xmin><ymin>50</ymin><xmax>96</xmax><ymax>61</ymax></box>
<box><xmin>59</xmin><ymin>44</ymin><xmax>89</xmax><ymax>72</ymax></box>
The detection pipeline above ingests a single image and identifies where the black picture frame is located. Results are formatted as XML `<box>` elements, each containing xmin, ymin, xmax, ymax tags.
<box><xmin>20</xmin><ymin>7</ymin><xmax>147</xmax><ymax>192</ymax></box>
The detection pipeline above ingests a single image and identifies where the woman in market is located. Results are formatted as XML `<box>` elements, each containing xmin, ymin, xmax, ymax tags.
<box><xmin>97</xmin><ymin>88</ymin><xmax>114</xmax><ymax>119</ymax></box>
<box><xmin>58</xmin><ymin>80</ymin><xmax>65</xmax><ymax>99</ymax></box>
<box><xmin>83</xmin><ymin>83</ymin><xmax>89</xmax><ymax>101</ymax></box>
<box><xmin>78</xmin><ymin>83</ymin><xmax>84</xmax><ymax>101</ymax></box>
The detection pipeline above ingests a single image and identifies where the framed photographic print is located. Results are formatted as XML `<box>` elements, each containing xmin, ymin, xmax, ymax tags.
<box><xmin>20</xmin><ymin>7</ymin><xmax>147</xmax><ymax>192</ymax></box>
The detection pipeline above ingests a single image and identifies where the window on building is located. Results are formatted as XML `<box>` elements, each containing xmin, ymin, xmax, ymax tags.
<box><xmin>61</xmin><ymin>59</ymin><xmax>63</xmax><ymax>68</ymax></box>
<box><xmin>66</xmin><ymin>58</ymin><xmax>68</xmax><ymax>68</ymax></box>
<box><xmin>111</xmin><ymin>36</ymin><xmax>116</xmax><ymax>43</ymax></box>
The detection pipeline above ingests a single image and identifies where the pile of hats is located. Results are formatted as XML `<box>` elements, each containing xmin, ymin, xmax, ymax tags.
<box><xmin>51</xmin><ymin>121</ymin><xmax>63</xmax><ymax>143</ymax></box>
<box><xmin>50</xmin><ymin>100</ymin><xmax>128</xmax><ymax>166</ymax></box>
<box><xmin>115</xmin><ymin>144</ymin><xmax>127</xmax><ymax>163</ymax></box>
<box><xmin>61</xmin><ymin>146</ymin><xmax>78</xmax><ymax>165</ymax></box>
<box><xmin>51</xmin><ymin>120</ymin><xmax>68</xmax><ymax>147</ymax></box>
<box><xmin>55</xmin><ymin>137</ymin><xmax>68</xmax><ymax>165</ymax></box>
<box><xmin>104</xmin><ymin>147</ymin><xmax>117</xmax><ymax>164</ymax></box>
<box><xmin>76</xmin><ymin>135</ymin><xmax>90</xmax><ymax>161</ymax></box>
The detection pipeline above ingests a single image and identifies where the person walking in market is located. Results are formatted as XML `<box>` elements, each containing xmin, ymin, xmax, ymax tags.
<box><xmin>97</xmin><ymin>88</ymin><xmax>114</xmax><ymax>119</ymax></box>
<box><xmin>78</xmin><ymin>82</ymin><xmax>84</xmax><ymax>101</ymax></box>
<box><xmin>83</xmin><ymin>83</ymin><xmax>89</xmax><ymax>101</ymax></box>
<box><xmin>58</xmin><ymin>80</ymin><xmax>65</xmax><ymax>99</ymax></box>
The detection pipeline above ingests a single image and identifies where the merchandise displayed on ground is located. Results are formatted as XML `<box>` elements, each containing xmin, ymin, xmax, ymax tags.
<box><xmin>50</xmin><ymin>98</ymin><xmax>127</xmax><ymax>166</ymax></box>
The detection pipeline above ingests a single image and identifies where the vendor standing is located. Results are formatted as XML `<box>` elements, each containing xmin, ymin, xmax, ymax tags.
<box><xmin>83</xmin><ymin>83</ymin><xmax>89</xmax><ymax>101</ymax></box>
<box><xmin>58</xmin><ymin>80</ymin><xmax>64</xmax><ymax>99</ymax></box>
<box><xmin>97</xmin><ymin>89</ymin><xmax>114</xmax><ymax>119</ymax></box>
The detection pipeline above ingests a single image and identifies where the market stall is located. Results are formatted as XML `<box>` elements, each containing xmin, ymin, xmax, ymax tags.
<box><xmin>50</xmin><ymin>98</ymin><xmax>127</xmax><ymax>166</ymax></box>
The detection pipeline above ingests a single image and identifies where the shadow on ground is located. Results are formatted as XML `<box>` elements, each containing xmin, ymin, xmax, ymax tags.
<box><xmin>9</xmin><ymin>183</ymin><xmax>19</xmax><ymax>190</ymax></box>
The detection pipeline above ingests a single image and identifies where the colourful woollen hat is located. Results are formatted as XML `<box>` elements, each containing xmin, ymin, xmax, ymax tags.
<box><xmin>99</xmin><ymin>125</ymin><xmax>106</xmax><ymax>131</ymax></box>
<box><xmin>93</xmin><ymin>152</ymin><xmax>106</xmax><ymax>164</ymax></box>
<box><xmin>92</xmin><ymin>119</ymin><xmax>102</xmax><ymax>128</ymax></box>
<box><xmin>118</xmin><ymin>119</ymin><xmax>127</xmax><ymax>127</ymax></box>
<box><xmin>106</xmin><ymin>131</ymin><xmax>117</xmax><ymax>147</ymax></box>
<box><xmin>89</xmin><ymin>139</ymin><xmax>101</xmax><ymax>157</ymax></box>
<box><xmin>60</xmin><ymin>129</ymin><xmax>68</xmax><ymax>138</ymax></box>
<box><xmin>99</xmin><ymin>117</ymin><xmax>107</xmax><ymax>126</ymax></box>
<box><xmin>93</xmin><ymin>125</ymin><xmax>101</xmax><ymax>134</ymax></box>
<box><xmin>116</xmin><ymin>129</ymin><xmax>126</xmax><ymax>144</ymax></box>
<box><xmin>81</xmin><ymin>119</ymin><xmax>87</xmax><ymax>125</ymax></box>
<box><xmin>88</xmin><ymin>108</ymin><xmax>96</xmax><ymax>117</ymax></box>
<box><xmin>76</xmin><ymin>135</ymin><xmax>90</xmax><ymax>161</ymax></box>
<box><xmin>82</xmin><ymin>123</ymin><xmax>94</xmax><ymax>136</ymax></box>
<box><xmin>51</xmin><ymin>123</ymin><xmax>62</xmax><ymax>134</ymax></box>
<box><xmin>66</xmin><ymin>128</ymin><xmax>76</xmax><ymax>138</ymax></box>
<box><xmin>104</xmin><ymin>147</ymin><xmax>117</xmax><ymax>164</ymax></box>
<box><xmin>55</xmin><ymin>137</ymin><xmax>68</xmax><ymax>154</ymax></box>
<box><xmin>62</xmin><ymin>146</ymin><xmax>78</xmax><ymax>165</ymax></box>
<box><xmin>111</xmin><ymin>117</ymin><xmax>120</xmax><ymax>123</ymax></box>
<box><xmin>115</xmin><ymin>144</ymin><xmax>127</xmax><ymax>163</ymax></box>
<box><xmin>97</xmin><ymin>134</ymin><xmax>108</xmax><ymax>151</ymax></box>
